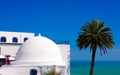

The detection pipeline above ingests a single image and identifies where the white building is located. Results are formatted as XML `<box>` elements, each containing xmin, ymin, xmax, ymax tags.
<box><xmin>0</xmin><ymin>31</ymin><xmax>70</xmax><ymax>75</ymax></box>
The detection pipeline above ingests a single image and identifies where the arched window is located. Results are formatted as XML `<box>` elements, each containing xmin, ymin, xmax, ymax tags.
<box><xmin>12</xmin><ymin>37</ymin><xmax>18</xmax><ymax>43</ymax></box>
<box><xmin>30</xmin><ymin>69</ymin><xmax>37</xmax><ymax>75</ymax></box>
<box><xmin>24</xmin><ymin>38</ymin><xmax>28</xmax><ymax>42</ymax></box>
<box><xmin>1</xmin><ymin>37</ymin><xmax>6</xmax><ymax>42</ymax></box>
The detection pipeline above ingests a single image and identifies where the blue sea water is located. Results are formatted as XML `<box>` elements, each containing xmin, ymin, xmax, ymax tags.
<box><xmin>70</xmin><ymin>61</ymin><xmax>120</xmax><ymax>75</ymax></box>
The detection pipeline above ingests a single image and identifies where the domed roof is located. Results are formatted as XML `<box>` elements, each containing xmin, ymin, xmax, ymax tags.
<box><xmin>12</xmin><ymin>35</ymin><xmax>65</xmax><ymax>66</ymax></box>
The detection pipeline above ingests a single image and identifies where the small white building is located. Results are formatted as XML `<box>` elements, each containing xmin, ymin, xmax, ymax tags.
<box><xmin>0</xmin><ymin>31</ymin><xmax>70</xmax><ymax>75</ymax></box>
<box><xmin>0</xmin><ymin>31</ymin><xmax>34</xmax><ymax>57</ymax></box>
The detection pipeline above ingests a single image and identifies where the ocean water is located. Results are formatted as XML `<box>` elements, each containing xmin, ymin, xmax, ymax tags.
<box><xmin>71</xmin><ymin>61</ymin><xmax>120</xmax><ymax>75</ymax></box>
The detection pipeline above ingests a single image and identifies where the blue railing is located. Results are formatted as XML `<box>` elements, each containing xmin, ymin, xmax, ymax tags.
<box><xmin>53</xmin><ymin>40</ymin><xmax>70</xmax><ymax>44</ymax></box>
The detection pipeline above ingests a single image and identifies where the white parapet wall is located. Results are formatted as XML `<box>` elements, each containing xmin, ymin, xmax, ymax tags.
<box><xmin>58</xmin><ymin>44</ymin><xmax>70</xmax><ymax>75</ymax></box>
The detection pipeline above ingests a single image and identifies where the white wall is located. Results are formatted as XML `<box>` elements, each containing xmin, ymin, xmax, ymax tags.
<box><xmin>2</xmin><ymin>66</ymin><xmax>40</xmax><ymax>75</ymax></box>
<box><xmin>0</xmin><ymin>44</ymin><xmax>21</xmax><ymax>57</ymax></box>
<box><xmin>0</xmin><ymin>67</ymin><xmax>2</xmax><ymax>75</ymax></box>
<box><xmin>2</xmin><ymin>66</ymin><xmax>67</xmax><ymax>75</ymax></box>
<box><xmin>0</xmin><ymin>31</ymin><xmax>34</xmax><ymax>43</ymax></box>
<box><xmin>58</xmin><ymin>44</ymin><xmax>70</xmax><ymax>75</ymax></box>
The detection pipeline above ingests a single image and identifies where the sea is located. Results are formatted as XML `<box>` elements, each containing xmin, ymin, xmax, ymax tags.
<box><xmin>70</xmin><ymin>61</ymin><xmax>120</xmax><ymax>75</ymax></box>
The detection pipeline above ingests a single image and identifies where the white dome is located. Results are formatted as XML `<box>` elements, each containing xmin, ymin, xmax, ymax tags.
<box><xmin>12</xmin><ymin>35</ymin><xmax>65</xmax><ymax>66</ymax></box>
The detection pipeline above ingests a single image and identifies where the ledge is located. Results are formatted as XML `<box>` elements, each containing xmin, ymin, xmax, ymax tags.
<box><xmin>0</xmin><ymin>43</ymin><xmax>22</xmax><ymax>45</ymax></box>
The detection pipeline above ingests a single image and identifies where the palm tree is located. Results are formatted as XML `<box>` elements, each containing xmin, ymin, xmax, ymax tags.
<box><xmin>76</xmin><ymin>20</ymin><xmax>114</xmax><ymax>75</ymax></box>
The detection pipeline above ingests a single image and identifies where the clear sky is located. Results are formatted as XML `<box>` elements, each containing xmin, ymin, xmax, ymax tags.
<box><xmin>0</xmin><ymin>0</ymin><xmax>120</xmax><ymax>61</ymax></box>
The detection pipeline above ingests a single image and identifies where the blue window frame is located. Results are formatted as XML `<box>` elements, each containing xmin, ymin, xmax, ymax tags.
<box><xmin>13</xmin><ymin>37</ymin><xmax>18</xmax><ymax>43</ymax></box>
<box><xmin>24</xmin><ymin>38</ymin><xmax>28</xmax><ymax>42</ymax></box>
<box><xmin>1</xmin><ymin>37</ymin><xmax>6</xmax><ymax>42</ymax></box>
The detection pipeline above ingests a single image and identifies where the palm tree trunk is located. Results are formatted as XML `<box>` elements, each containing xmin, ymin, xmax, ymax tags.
<box><xmin>90</xmin><ymin>50</ymin><xmax>96</xmax><ymax>75</ymax></box>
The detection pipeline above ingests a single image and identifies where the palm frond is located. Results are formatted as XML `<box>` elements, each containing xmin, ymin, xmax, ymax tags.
<box><xmin>76</xmin><ymin>20</ymin><xmax>114</xmax><ymax>55</ymax></box>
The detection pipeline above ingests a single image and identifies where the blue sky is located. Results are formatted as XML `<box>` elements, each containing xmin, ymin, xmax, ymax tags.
<box><xmin>0</xmin><ymin>0</ymin><xmax>120</xmax><ymax>61</ymax></box>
